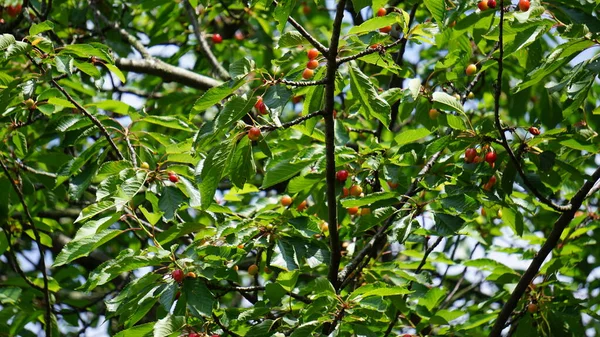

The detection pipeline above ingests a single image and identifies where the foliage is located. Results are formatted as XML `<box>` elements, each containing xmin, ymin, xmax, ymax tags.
<box><xmin>0</xmin><ymin>0</ymin><xmax>600</xmax><ymax>336</ymax></box>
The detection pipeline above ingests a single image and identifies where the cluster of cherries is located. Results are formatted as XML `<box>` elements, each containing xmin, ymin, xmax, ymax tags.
<box><xmin>302</xmin><ymin>48</ymin><xmax>319</xmax><ymax>80</ymax></box>
<box><xmin>464</xmin><ymin>147</ymin><xmax>498</xmax><ymax>191</ymax></box>
<box><xmin>336</xmin><ymin>169</ymin><xmax>372</xmax><ymax>215</ymax></box>
<box><xmin>478</xmin><ymin>0</ymin><xmax>530</xmax><ymax>11</ymax></box>
<box><xmin>376</xmin><ymin>8</ymin><xmax>392</xmax><ymax>33</ymax></box>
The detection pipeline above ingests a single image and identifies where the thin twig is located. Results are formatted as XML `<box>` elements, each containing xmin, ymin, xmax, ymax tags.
<box><xmin>267</xmin><ymin>78</ymin><xmax>328</xmax><ymax>87</ymax></box>
<box><xmin>89</xmin><ymin>1</ymin><xmax>151</xmax><ymax>59</ymax></box>
<box><xmin>272</xmin><ymin>0</ymin><xmax>328</xmax><ymax>55</ymax></box>
<box><xmin>490</xmin><ymin>3</ymin><xmax>569</xmax><ymax>213</ymax></box>
<box><xmin>182</xmin><ymin>0</ymin><xmax>231</xmax><ymax>80</ymax></box>
<box><xmin>260</xmin><ymin>110</ymin><xmax>324</xmax><ymax>132</ymax></box>
<box><xmin>51</xmin><ymin>79</ymin><xmax>125</xmax><ymax>160</ymax></box>
<box><xmin>0</xmin><ymin>158</ymin><xmax>53</xmax><ymax>337</ymax></box>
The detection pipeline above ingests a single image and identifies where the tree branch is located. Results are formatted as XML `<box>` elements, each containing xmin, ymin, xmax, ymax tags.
<box><xmin>273</xmin><ymin>0</ymin><xmax>329</xmax><ymax>55</ymax></box>
<box><xmin>488</xmin><ymin>168</ymin><xmax>600</xmax><ymax>335</ymax></box>
<box><xmin>266</xmin><ymin>78</ymin><xmax>328</xmax><ymax>87</ymax></box>
<box><xmin>182</xmin><ymin>0</ymin><xmax>231</xmax><ymax>80</ymax></box>
<box><xmin>115</xmin><ymin>58</ymin><xmax>222</xmax><ymax>90</ymax></box>
<box><xmin>0</xmin><ymin>158</ymin><xmax>53</xmax><ymax>337</ymax></box>
<box><xmin>491</xmin><ymin>3</ymin><xmax>569</xmax><ymax>213</ymax></box>
<box><xmin>324</xmin><ymin>0</ymin><xmax>346</xmax><ymax>293</ymax></box>
<box><xmin>260</xmin><ymin>110</ymin><xmax>324</xmax><ymax>132</ymax></box>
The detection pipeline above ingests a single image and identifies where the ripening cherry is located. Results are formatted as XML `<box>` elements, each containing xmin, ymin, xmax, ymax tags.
<box><xmin>360</xmin><ymin>208</ymin><xmax>371</xmax><ymax>216</ymax></box>
<box><xmin>466</xmin><ymin>64</ymin><xmax>477</xmax><ymax>76</ymax></box>
<box><xmin>212</xmin><ymin>34</ymin><xmax>223</xmax><ymax>44</ymax></box>
<box><xmin>529</xmin><ymin>126</ymin><xmax>540</xmax><ymax>136</ymax></box>
<box><xmin>468</xmin><ymin>92</ymin><xmax>475</xmax><ymax>99</ymax></box>
<box><xmin>172</xmin><ymin>269</ymin><xmax>184</xmax><ymax>283</ymax></box>
<box><xmin>255</xmin><ymin>96</ymin><xmax>267</xmax><ymax>115</ymax></box>
<box><xmin>336</xmin><ymin>170</ymin><xmax>349</xmax><ymax>182</ymax></box>
<box><xmin>303</xmin><ymin>5</ymin><xmax>311</xmax><ymax>15</ymax></box>
<box><xmin>307</xmin><ymin>59</ymin><xmax>319</xmax><ymax>69</ymax></box>
<box><xmin>307</xmin><ymin>48</ymin><xmax>319</xmax><ymax>60</ymax></box>
<box><xmin>465</xmin><ymin>148</ymin><xmax>478</xmax><ymax>163</ymax></box>
<box><xmin>281</xmin><ymin>195</ymin><xmax>293</xmax><ymax>207</ymax></box>
<box><xmin>24</xmin><ymin>98</ymin><xmax>36</xmax><ymax>109</ymax></box>
<box><xmin>477</xmin><ymin>0</ymin><xmax>489</xmax><ymax>11</ymax></box>
<box><xmin>428</xmin><ymin>108</ymin><xmax>439</xmax><ymax>119</ymax></box>
<box><xmin>7</xmin><ymin>4</ymin><xmax>22</xmax><ymax>17</ymax></box>
<box><xmin>485</xmin><ymin>151</ymin><xmax>497</xmax><ymax>164</ymax></box>
<box><xmin>380</xmin><ymin>25</ymin><xmax>392</xmax><ymax>33</ymax></box>
<box><xmin>248</xmin><ymin>264</ymin><xmax>259</xmax><ymax>276</ymax></box>
<box><xmin>347</xmin><ymin>207</ymin><xmax>359</xmax><ymax>215</ymax></box>
<box><xmin>387</xmin><ymin>181</ymin><xmax>399</xmax><ymax>189</ymax></box>
<box><xmin>527</xmin><ymin>303</ymin><xmax>538</xmax><ymax>313</ymax></box>
<box><xmin>519</xmin><ymin>0</ymin><xmax>530</xmax><ymax>11</ymax></box>
<box><xmin>297</xmin><ymin>200</ymin><xmax>308</xmax><ymax>212</ymax></box>
<box><xmin>248</xmin><ymin>126</ymin><xmax>261</xmax><ymax>141</ymax></box>
<box><xmin>319</xmin><ymin>221</ymin><xmax>329</xmax><ymax>232</ymax></box>
<box><xmin>186</xmin><ymin>271</ymin><xmax>197</xmax><ymax>278</ymax></box>
<box><xmin>302</xmin><ymin>68</ymin><xmax>314</xmax><ymax>79</ymax></box>
<box><xmin>189</xmin><ymin>333</ymin><xmax>200</xmax><ymax>337</ymax></box>
<box><xmin>487</xmin><ymin>0</ymin><xmax>497</xmax><ymax>8</ymax></box>
<box><xmin>350</xmin><ymin>185</ymin><xmax>363</xmax><ymax>197</ymax></box>
<box><xmin>168</xmin><ymin>173</ymin><xmax>179</xmax><ymax>183</ymax></box>
<box><xmin>140</xmin><ymin>162</ymin><xmax>150</xmax><ymax>169</ymax></box>
<box><xmin>342</xmin><ymin>187</ymin><xmax>349</xmax><ymax>197</ymax></box>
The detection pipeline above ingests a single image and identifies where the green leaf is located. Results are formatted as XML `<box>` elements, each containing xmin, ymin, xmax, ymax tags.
<box><xmin>502</xmin><ymin>206</ymin><xmax>524</xmax><ymax>236</ymax></box>
<box><xmin>191</xmin><ymin>79</ymin><xmax>246</xmax><ymax>113</ymax></box>
<box><xmin>262</xmin><ymin>152</ymin><xmax>315</xmax><ymax>189</ymax></box>
<box><xmin>350</xmin><ymin>284</ymin><xmax>412</xmax><ymax>301</ymax></box>
<box><xmin>0</xmin><ymin>34</ymin><xmax>16</xmax><ymax>50</ymax></box>
<box><xmin>350</xmin><ymin>65</ymin><xmax>391</xmax><ymax>128</ymax></box>
<box><xmin>183</xmin><ymin>278</ymin><xmax>214</xmax><ymax>318</ymax></box>
<box><xmin>75</xmin><ymin>200</ymin><xmax>116</xmax><ymax>223</ymax></box>
<box><xmin>423</xmin><ymin>0</ymin><xmax>445</xmax><ymax>24</ymax></box>
<box><xmin>276</xmin><ymin>270</ymin><xmax>300</xmax><ymax>292</ymax></box>
<box><xmin>29</xmin><ymin>21</ymin><xmax>55</xmax><ymax>36</ymax></box>
<box><xmin>347</xmin><ymin>13</ymin><xmax>404</xmax><ymax>35</ymax></box>
<box><xmin>215</xmin><ymin>95</ymin><xmax>256</xmax><ymax>130</ymax></box>
<box><xmin>159</xmin><ymin>186</ymin><xmax>186</xmax><ymax>221</ymax></box>
<box><xmin>278</xmin><ymin>31</ymin><xmax>309</xmax><ymax>48</ymax></box>
<box><xmin>142</xmin><ymin>115</ymin><xmax>195</xmax><ymax>132</ymax></box>
<box><xmin>271</xmin><ymin>239</ymin><xmax>299</xmax><ymax>271</ymax></box>
<box><xmin>395</xmin><ymin>129</ymin><xmax>431</xmax><ymax>146</ymax></box>
<box><xmin>199</xmin><ymin>140</ymin><xmax>236</xmax><ymax>209</ymax></box>
<box><xmin>273</xmin><ymin>0</ymin><xmax>294</xmax><ymax>32</ymax></box>
<box><xmin>53</xmin><ymin>229</ymin><xmax>123</xmax><ymax>267</ymax></box>
<box><xmin>114</xmin><ymin>323</ymin><xmax>154</xmax><ymax>337</ymax></box>
<box><xmin>228</xmin><ymin>136</ymin><xmax>255</xmax><ymax>188</ymax></box>
<box><xmin>432</xmin><ymin>213</ymin><xmax>465</xmax><ymax>236</ymax></box>
<box><xmin>153</xmin><ymin>315</ymin><xmax>185</xmax><ymax>337</ymax></box>
<box><xmin>446</xmin><ymin>114</ymin><xmax>468</xmax><ymax>130</ymax></box>
<box><xmin>432</xmin><ymin>92</ymin><xmax>464</xmax><ymax>114</ymax></box>
<box><xmin>104</xmin><ymin>63</ymin><xmax>127</xmax><ymax>83</ymax></box>
<box><xmin>87</xmin><ymin>100</ymin><xmax>135</xmax><ymax>115</ymax></box>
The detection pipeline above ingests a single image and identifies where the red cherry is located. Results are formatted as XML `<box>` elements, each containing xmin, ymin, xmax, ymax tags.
<box><xmin>189</xmin><ymin>333</ymin><xmax>200</xmax><ymax>337</ymax></box>
<box><xmin>255</xmin><ymin>97</ymin><xmax>267</xmax><ymax>115</ymax></box>
<box><xmin>307</xmin><ymin>48</ymin><xmax>319</xmax><ymax>60</ymax></box>
<box><xmin>465</xmin><ymin>148</ymin><xmax>478</xmax><ymax>163</ymax></box>
<box><xmin>485</xmin><ymin>152</ymin><xmax>497</xmax><ymax>164</ymax></box>
<box><xmin>297</xmin><ymin>200</ymin><xmax>308</xmax><ymax>212</ymax></box>
<box><xmin>212</xmin><ymin>34</ymin><xmax>223</xmax><ymax>44</ymax></box>
<box><xmin>477</xmin><ymin>0</ymin><xmax>489</xmax><ymax>10</ymax></box>
<box><xmin>387</xmin><ymin>181</ymin><xmax>399</xmax><ymax>189</ymax></box>
<box><xmin>379</xmin><ymin>25</ymin><xmax>392</xmax><ymax>33</ymax></box>
<box><xmin>376</xmin><ymin>8</ymin><xmax>387</xmax><ymax>16</ymax></box>
<box><xmin>347</xmin><ymin>207</ymin><xmax>359</xmax><ymax>215</ymax></box>
<box><xmin>303</xmin><ymin>5</ymin><xmax>311</xmax><ymax>14</ymax></box>
<box><xmin>487</xmin><ymin>0</ymin><xmax>496</xmax><ymax>8</ymax></box>
<box><xmin>336</xmin><ymin>170</ymin><xmax>349</xmax><ymax>182</ymax></box>
<box><xmin>168</xmin><ymin>174</ymin><xmax>179</xmax><ymax>183</ymax></box>
<box><xmin>529</xmin><ymin>126</ymin><xmax>540</xmax><ymax>135</ymax></box>
<box><xmin>519</xmin><ymin>0</ymin><xmax>530</xmax><ymax>11</ymax></box>
<box><xmin>342</xmin><ymin>187</ymin><xmax>349</xmax><ymax>197</ymax></box>
<box><xmin>281</xmin><ymin>195</ymin><xmax>293</xmax><ymax>206</ymax></box>
<box><xmin>7</xmin><ymin>4</ymin><xmax>22</xmax><ymax>17</ymax></box>
<box><xmin>248</xmin><ymin>126</ymin><xmax>261</xmax><ymax>141</ymax></box>
<box><xmin>172</xmin><ymin>269</ymin><xmax>184</xmax><ymax>283</ymax></box>
<box><xmin>307</xmin><ymin>59</ymin><xmax>319</xmax><ymax>69</ymax></box>
<box><xmin>302</xmin><ymin>68</ymin><xmax>314</xmax><ymax>79</ymax></box>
